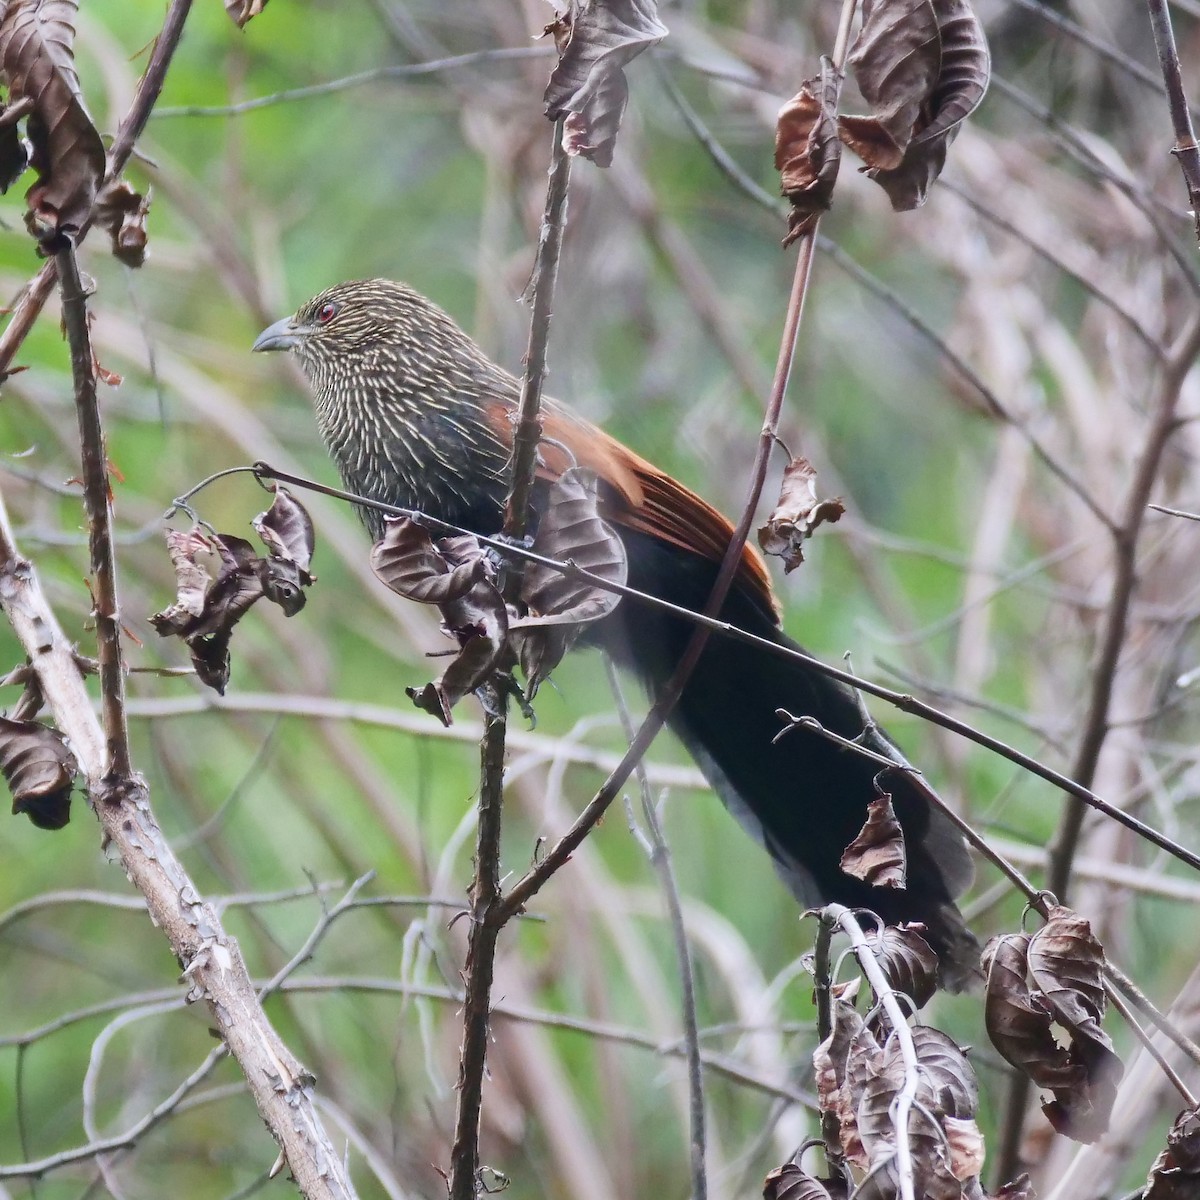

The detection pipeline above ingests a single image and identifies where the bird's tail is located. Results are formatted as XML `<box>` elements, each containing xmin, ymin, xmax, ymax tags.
<box><xmin>601</xmin><ymin>531</ymin><xmax>981</xmax><ymax>991</ymax></box>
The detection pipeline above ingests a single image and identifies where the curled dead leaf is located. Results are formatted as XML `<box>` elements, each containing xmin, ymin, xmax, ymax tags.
<box><xmin>371</xmin><ymin>519</ymin><xmax>510</xmax><ymax>726</ymax></box>
<box><xmin>982</xmin><ymin>914</ymin><xmax>1121</xmax><ymax>1144</ymax></box>
<box><xmin>94</xmin><ymin>178</ymin><xmax>150</xmax><ymax>267</ymax></box>
<box><xmin>762</xmin><ymin>1154</ymin><xmax>848</xmax><ymax>1200</ymax></box>
<box><xmin>758</xmin><ymin>456</ymin><xmax>844</xmax><ymax>573</ymax></box>
<box><xmin>1144</xmin><ymin>1108</ymin><xmax>1200</xmax><ymax>1200</ymax></box>
<box><xmin>774</xmin><ymin>61</ymin><xmax>842</xmax><ymax>245</ymax></box>
<box><xmin>839</xmin><ymin>786</ymin><xmax>906</xmax><ymax>889</ymax></box>
<box><xmin>838</xmin><ymin>0</ymin><xmax>989</xmax><ymax>210</ymax></box>
<box><xmin>0</xmin><ymin>714</ymin><xmax>76</xmax><ymax>829</ymax></box>
<box><xmin>875</xmin><ymin>923</ymin><xmax>938</xmax><ymax>1010</ymax></box>
<box><xmin>510</xmin><ymin>467</ymin><xmax>627</xmax><ymax>697</ymax></box>
<box><xmin>0</xmin><ymin>0</ymin><xmax>105</xmax><ymax>247</ymax></box>
<box><xmin>543</xmin><ymin>0</ymin><xmax>668</xmax><ymax>168</ymax></box>
<box><xmin>252</xmin><ymin>485</ymin><xmax>315</xmax><ymax>617</ymax></box>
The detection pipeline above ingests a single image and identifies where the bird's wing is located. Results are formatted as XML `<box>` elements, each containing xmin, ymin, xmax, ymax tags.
<box><xmin>530</xmin><ymin>404</ymin><xmax>780</xmax><ymax>624</ymax></box>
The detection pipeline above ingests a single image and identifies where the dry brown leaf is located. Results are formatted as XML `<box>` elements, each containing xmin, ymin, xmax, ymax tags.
<box><xmin>774</xmin><ymin>61</ymin><xmax>841</xmax><ymax>246</ymax></box>
<box><xmin>252</xmin><ymin>485</ymin><xmax>315</xmax><ymax>617</ymax></box>
<box><xmin>762</xmin><ymin>1157</ymin><xmax>848</xmax><ymax>1200</ymax></box>
<box><xmin>510</xmin><ymin>467</ymin><xmax>627</xmax><ymax>697</ymax></box>
<box><xmin>849</xmin><ymin>0</ymin><xmax>990</xmax><ymax>210</ymax></box>
<box><xmin>543</xmin><ymin>0</ymin><xmax>667</xmax><ymax>168</ymax></box>
<box><xmin>94</xmin><ymin>178</ymin><xmax>150</xmax><ymax>267</ymax></box>
<box><xmin>982</xmin><ymin>920</ymin><xmax>1121</xmax><ymax>1144</ymax></box>
<box><xmin>1144</xmin><ymin>1109</ymin><xmax>1200</xmax><ymax>1200</ymax></box>
<box><xmin>813</xmin><ymin>997</ymin><xmax>873</xmax><ymax>1169</ymax></box>
<box><xmin>151</xmin><ymin>514</ymin><xmax>314</xmax><ymax>695</ymax></box>
<box><xmin>225</xmin><ymin>0</ymin><xmax>268</xmax><ymax>27</ymax></box>
<box><xmin>0</xmin><ymin>715</ymin><xmax>76</xmax><ymax>829</ymax></box>
<box><xmin>855</xmin><ymin>1026</ymin><xmax>981</xmax><ymax>1197</ymax></box>
<box><xmin>371</xmin><ymin>519</ymin><xmax>509</xmax><ymax>726</ymax></box>
<box><xmin>838</xmin><ymin>0</ymin><xmax>941</xmax><ymax>171</ymax></box>
<box><xmin>0</xmin><ymin>0</ymin><xmax>105</xmax><ymax>247</ymax></box>
<box><xmin>758</xmin><ymin>456</ymin><xmax>845</xmax><ymax>573</ymax></box>
<box><xmin>840</xmin><ymin>788</ymin><xmax>906</xmax><ymax>889</ymax></box>
<box><xmin>875</xmin><ymin>924</ymin><xmax>939</xmax><ymax>1010</ymax></box>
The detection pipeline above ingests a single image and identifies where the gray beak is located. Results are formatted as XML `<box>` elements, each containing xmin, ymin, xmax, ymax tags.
<box><xmin>252</xmin><ymin>315</ymin><xmax>301</xmax><ymax>353</ymax></box>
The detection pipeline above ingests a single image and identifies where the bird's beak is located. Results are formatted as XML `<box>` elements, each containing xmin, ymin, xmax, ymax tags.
<box><xmin>252</xmin><ymin>315</ymin><xmax>301</xmax><ymax>353</ymax></box>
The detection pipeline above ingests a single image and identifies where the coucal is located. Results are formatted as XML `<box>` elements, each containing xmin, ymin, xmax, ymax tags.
<box><xmin>254</xmin><ymin>279</ymin><xmax>979</xmax><ymax>987</ymax></box>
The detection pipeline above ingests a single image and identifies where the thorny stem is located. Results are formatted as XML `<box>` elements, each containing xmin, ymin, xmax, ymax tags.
<box><xmin>1146</xmin><ymin>0</ymin><xmax>1200</xmax><ymax>246</ymax></box>
<box><xmin>55</xmin><ymin>245</ymin><xmax>132</xmax><ymax>778</ymax></box>
<box><xmin>0</xmin><ymin>0</ymin><xmax>195</xmax><ymax>377</ymax></box>
<box><xmin>448</xmin><ymin>121</ymin><xmax>572</xmax><ymax>1200</ymax></box>
<box><xmin>812</xmin><ymin>913</ymin><xmax>845</xmax><ymax>1178</ymax></box>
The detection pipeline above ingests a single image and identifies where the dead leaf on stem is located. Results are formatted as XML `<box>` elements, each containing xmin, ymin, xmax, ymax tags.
<box><xmin>838</xmin><ymin>0</ymin><xmax>990</xmax><ymax>210</ymax></box>
<box><xmin>252</xmin><ymin>485</ymin><xmax>315</xmax><ymax>616</ymax></box>
<box><xmin>758</xmin><ymin>456</ymin><xmax>844</xmax><ymax>573</ymax></box>
<box><xmin>875</xmin><ymin>923</ymin><xmax>939</xmax><ymax>1010</ymax></box>
<box><xmin>1144</xmin><ymin>1108</ymin><xmax>1200</xmax><ymax>1200</ymax></box>
<box><xmin>371</xmin><ymin>519</ymin><xmax>509</xmax><ymax>726</ymax></box>
<box><xmin>0</xmin><ymin>0</ymin><xmax>105</xmax><ymax>247</ymax></box>
<box><xmin>762</xmin><ymin>1154</ymin><xmax>848</xmax><ymax>1199</ymax></box>
<box><xmin>774</xmin><ymin>60</ymin><xmax>842</xmax><ymax>245</ymax></box>
<box><xmin>982</xmin><ymin>910</ymin><xmax>1122</xmax><ymax>1144</ymax></box>
<box><xmin>510</xmin><ymin>467</ymin><xmax>627</xmax><ymax>697</ymax></box>
<box><xmin>151</xmin><ymin>494</ymin><xmax>318</xmax><ymax>693</ymax></box>
<box><xmin>839</xmin><ymin>785</ymin><xmax>907</xmax><ymax>889</ymax></box>
<box><xmin>94</xmin><ymin>178</ymin><xmax>150</xmax><ymax>267</ymax></box>
<box><xmin>543</xmin><ymin>0</ymin><xmax>668</xmax><ymax>168</ymax></box>
<box><xmin>0</xmin><ymin>714</ymin><xmax>77</xmax><ymax>829</ymax></box>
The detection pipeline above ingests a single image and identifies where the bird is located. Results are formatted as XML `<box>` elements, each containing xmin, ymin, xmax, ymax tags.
<box><xmin>253</xmin><ymin>278</ymin><xmax>979</xmax><ymax>988</ymax></box>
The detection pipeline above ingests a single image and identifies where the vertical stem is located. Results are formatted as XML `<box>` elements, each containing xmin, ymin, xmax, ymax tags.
<box><xmin>56</xmin><ymin>245</ymin><xmax>132</xmax><ymax>779</ymax></box>
<box><xmin>447</xmin><ymin>120</ymin><xmax>573</xmax><ymax>1200</ymax></box>
<box><xmin>1146</xmin><ymin>0</ymin><xmax>1200</xmax><ymax>245</ymax></box>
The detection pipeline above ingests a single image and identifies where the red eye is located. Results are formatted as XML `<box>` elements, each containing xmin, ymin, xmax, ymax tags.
<box><xmin>317</xmin><ymin>302</ymin><xmax>337</xmax><ymax>324</ymax></box>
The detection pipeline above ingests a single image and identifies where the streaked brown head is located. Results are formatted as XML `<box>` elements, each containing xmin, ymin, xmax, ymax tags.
<box><xmin>253</xmin><ymin>279</ymin><xmax>514</xmax><ymax>536</ymax></box>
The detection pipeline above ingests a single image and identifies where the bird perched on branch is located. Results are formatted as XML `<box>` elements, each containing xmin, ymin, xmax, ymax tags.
<box><xmin>254</xmin><ymin>279</ymin><xmax>979</xmax><ymax>988</ymax></box>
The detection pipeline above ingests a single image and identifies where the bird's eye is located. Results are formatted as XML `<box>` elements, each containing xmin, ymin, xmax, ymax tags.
<box><xmin>317</xmin><ymin>302</ymin><xmax>338</xmax><ymax>324</ymax></box>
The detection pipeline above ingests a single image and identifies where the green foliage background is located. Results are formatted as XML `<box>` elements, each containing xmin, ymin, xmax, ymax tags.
<box><xmin>0</xmin><ymin>1</ymin><xmax>1197</xmax><ymax>1197</ymax></box>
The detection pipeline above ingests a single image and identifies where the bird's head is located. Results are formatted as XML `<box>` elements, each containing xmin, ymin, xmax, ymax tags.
<box><xmin>252</xmin><ymin>278</ymin><xmax>485</xmax><ymax>389</ymax></box>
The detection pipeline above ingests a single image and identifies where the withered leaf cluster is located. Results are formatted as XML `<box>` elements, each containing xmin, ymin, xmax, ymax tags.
<box><xmin>803</xmin><ymin>992</ymin><xmax>1021</xmax><ymax>1199</ymax></box>
<box><xmin>774</xmin><ymin>0</ymin><xmax>989</xmax><ymax>232</ymax></box>
<box><xmin>0</xmin><ymin>713</ymin><xmax>77</xmax><ymax>829</ymax></box>
<box><xmin>372</xmin><ymin>468</ymin><xmax>627</xmax><ymax>724</ymax></box>
<box><xmin>758</xmin><ymin>456</ymin><xmax>844</xmax><ymax>573</ymax></box>
<box><xmin>1144</xmin><ymin>1109</ymin><xmax>1200</xmax><ymax>1200</ymax></box>
<box><xmin>982</xmin><ymin>906</ymin><xmax>1123</xmax><ymax>1144</ymax></box>
<box><xmin>151</xmin><ymin>488</ymin><xmax>315</xmax><ymax>694</ymax></box>
<box><xmin>0</xmin><ymin>0</ymin><xmax>150</xmax><ymax>255</ymax></box>
<box><xmin>544</xmin><ymin>0</ymin><xmax>667</xmax><ymax>168</ymax></box>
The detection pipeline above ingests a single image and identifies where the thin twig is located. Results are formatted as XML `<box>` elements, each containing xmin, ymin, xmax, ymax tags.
<box><xmin>152</xmin><ymin>47</ymin><xmax>552</xmax><ymax>117</ymax></box>
<box><xmin>56</xmin><ymin>245</ymin><xmax>132</xmax><ymax>777</ymax></box>
<box><xmin>1146</xmin><ymin>0</ymin><xmax>1200</xmax><ymax>244</ymax></box>
<box><xmin>606</xmin><ymin>656</ymin><xmax>708</xmax><ymax>1200</ymax></box>
<box><xmin>1048</xmin><ymin>310</ymin><xmax>1200</xmax><ymax>900</ymax></box>
<box><xmin>447</xmin><ymin>122</ymin><xmax>572</xmax><ymax>1200</ymax></box>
